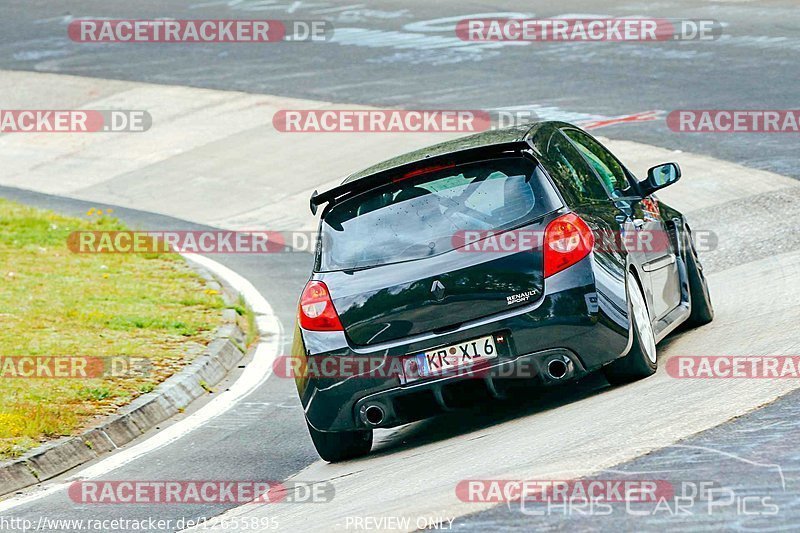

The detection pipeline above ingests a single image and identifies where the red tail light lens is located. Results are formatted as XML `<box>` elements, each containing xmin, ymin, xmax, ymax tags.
<box><xmin>299</xmin><ymin>281</ymin><xmax>343</xmax><ymax>331</ymax></box>
<box><xmin>543</xmin><ymin>213</ymin><xmax>595</xmax><ymax>277</ymax></box>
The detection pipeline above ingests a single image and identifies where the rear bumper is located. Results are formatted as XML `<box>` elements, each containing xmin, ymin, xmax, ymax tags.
<box><xmin>350</xmin><ymin>348</ymin><xmax>585</xmax><ymax>430</ymax></box>
<box><xmin>296</xmin><ymin>255</ymin><xmax>630</xmax><ymax>432</ymax></box>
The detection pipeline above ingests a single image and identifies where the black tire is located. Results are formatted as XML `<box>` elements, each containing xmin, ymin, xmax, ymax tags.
<box><xmin>307</xmin><ymin>422</ymin><xmax>372</xmax><ymax>463</ymax></box>
<box><xmin>685</xmin><ymin>237</ymin><xmax>714</xmax><ymax>327</ymax></box>
<box><xmin>603</xmin><ymin>272</ymin><xmax>658</xmax><ymax>385</ymax></box>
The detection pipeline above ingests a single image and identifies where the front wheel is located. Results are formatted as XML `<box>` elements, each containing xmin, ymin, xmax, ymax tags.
<box><xmin>307</xmin><ymin>422</ymin><xmax>372</xmax><ymax>463</ymax></box>
<box><xmin>604</xmin><ymin>271</ymin><xmax>658</xmax><ymax>385</ymax></box>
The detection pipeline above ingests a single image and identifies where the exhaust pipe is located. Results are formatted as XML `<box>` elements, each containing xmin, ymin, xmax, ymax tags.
<box><xmin>364</xmin><ymin>405</ymin><xmax>385</xmax><ymax>426</ymax></box>
<box><xmin>546</xmin><ymin>358</ymin><xmax>569</xmax><ymax>380</ymax></box>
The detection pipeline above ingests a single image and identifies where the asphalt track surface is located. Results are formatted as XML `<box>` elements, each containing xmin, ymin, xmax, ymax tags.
<box><xmin>1</xmin><ymin>0</ymin><xmax>798</xmax><ymax>177</ymax></box>
<box><xmin>0</xmin><ymin>1</ymin><xmax>799</xmax><ymax>532</ymax></box>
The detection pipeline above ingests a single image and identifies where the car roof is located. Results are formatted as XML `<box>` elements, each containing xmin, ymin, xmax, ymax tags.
<box><xmin>341</xmin><ymin>123</ymin><xmax>542</xmax><ymax>184</ymax></box>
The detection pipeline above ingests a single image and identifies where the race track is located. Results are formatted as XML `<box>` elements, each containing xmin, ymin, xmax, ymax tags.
<box><xmin>0</xmin><ymin>1</ymin><xmax>799</xmax><ymax>531</ymax></box>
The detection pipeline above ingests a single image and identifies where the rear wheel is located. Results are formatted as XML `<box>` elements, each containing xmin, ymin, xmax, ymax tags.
<box><xmin>603</xmin><ymin>272</ymin><xmax>657</xmax><ymax>385</ymax></box>
<box><xmin>307</xmin><ymin>422</ymin><xmax>372</xmax><ymax>463</ymax></box>
<box><xmin>685</xmin><ymin>235</ymin><xmax>714</xmax><ymax>327</ymax></box>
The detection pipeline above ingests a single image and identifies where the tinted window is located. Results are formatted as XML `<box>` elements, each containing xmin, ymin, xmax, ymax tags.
<box><xmin>536</xmin><ymin>129</ymin><xmax>608</xmax><ymax>204</ymax></box>
<box><xmin>563</xmin><ymin>128</ymin><xmax>631</xmax><ymax>199</ymax></box>
<box><xmin>319</xmin><ymin>158</ymin><xmax>560</xmax><ymax>271</ymax></box>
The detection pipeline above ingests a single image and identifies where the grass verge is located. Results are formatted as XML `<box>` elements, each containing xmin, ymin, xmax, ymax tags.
<box><xmin>0</xmin><ymin>199</ymin><xmax>235</xmax><ymax>459</ymax></box>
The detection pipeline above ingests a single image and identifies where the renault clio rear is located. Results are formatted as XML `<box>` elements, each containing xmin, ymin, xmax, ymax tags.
<box><xmin>292</xmin><ymin>122</ymin><xmax>713</xmax><ymax>461</ymax></box>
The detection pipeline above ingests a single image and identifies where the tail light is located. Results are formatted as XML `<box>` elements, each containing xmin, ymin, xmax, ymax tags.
<box><xmin>299</xmin><ymin>280</ymin><xmax>343</xmax><ymax>331</ymax></box>
<box><xmin>543</xmin><ymin>213</ymin><xmax>595</xmax><ymax>277</ymax></box>
<box><xmin>395</xmin><ymin>163</ymin><xmax>455</xmax><ymax>183</ymax></box>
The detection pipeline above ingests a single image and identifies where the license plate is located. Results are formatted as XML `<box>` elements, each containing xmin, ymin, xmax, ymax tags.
<box><xmin>403</xmin><ymin>335</ymin><xmax>498</xmax><ymax>382</ymax></box>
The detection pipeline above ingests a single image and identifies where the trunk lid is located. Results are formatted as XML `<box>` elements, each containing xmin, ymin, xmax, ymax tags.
<box><xmin>322</xmin><ymin>227</ymin><xmax>546</xmax><ymax>346</ymax></box>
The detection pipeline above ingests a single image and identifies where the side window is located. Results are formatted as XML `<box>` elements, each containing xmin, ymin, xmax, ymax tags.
<box><xmin>536</xmin><ymin>129</ymin><xmax>608</xmax><ymax>204</ymax></box>
<box><xmin>562</xmin><ymin>128</ymin><xmax>630</xmax><ymax>199</ymax></box>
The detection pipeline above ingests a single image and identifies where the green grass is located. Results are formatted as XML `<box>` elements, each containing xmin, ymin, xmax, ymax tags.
<box><xmin>232</xmin><ymin>294</ymin><xmax>259</xmax><ymax>348</ymax></box>
<box><xmin>0</xmin><ymin>199</ymin><xmax>228</xmax><ymax>459</ymax></box>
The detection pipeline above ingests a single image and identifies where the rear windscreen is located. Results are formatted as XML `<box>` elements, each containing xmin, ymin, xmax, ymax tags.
<box><xmin>319</xmin><ymin>157</ymin><xmax>561</xmax><ymax>271</ymax></box>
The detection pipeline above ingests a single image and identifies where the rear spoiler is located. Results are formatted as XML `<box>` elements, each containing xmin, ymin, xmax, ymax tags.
<box><xmin>309</xmin><ymin>140</ymin><xmax>533</xmax><ymax>215</ymax></box>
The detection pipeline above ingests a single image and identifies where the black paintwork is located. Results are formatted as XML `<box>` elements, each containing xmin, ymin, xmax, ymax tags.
<box><xmin>294</xmin><ymin>121</ymin><xmax>698</xmax><ymax>433</ymax></box>
<box><xmin>326</xmin><ymin>230</ymin><xmax>546</xmax><ymax>346</ymax></box>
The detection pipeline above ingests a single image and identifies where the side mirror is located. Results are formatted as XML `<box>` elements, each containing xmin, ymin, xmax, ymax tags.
<box><xmin>641</xmin><ymin>162</ymin><xmax>681</xmax><ymax>196</ymax></box>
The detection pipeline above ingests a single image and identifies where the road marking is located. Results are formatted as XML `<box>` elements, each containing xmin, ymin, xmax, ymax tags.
<box><xmin>0</xmin><ymin>254</ymin><xmax>282</xmax><ymax>512</ymax></box>
<box><xmin>2</xmin><ymin>69</ymin><xmax>798</xmax><ymax>527</ymax></box>
<box><xmin>196</xmin><ymin>250</ymin><xmax>800</xmax><ymax>532</ymax></box>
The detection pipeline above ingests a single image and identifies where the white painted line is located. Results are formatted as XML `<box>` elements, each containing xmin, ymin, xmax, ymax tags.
<box><xmin>201</xmin><ymin>250</ymin><xmax>800</xmax><ymax>532</ymax></box>
<box><xmin>0</xmin><ymin>254</ymin><xmax>282</xmax><ymax>512</ymax></box>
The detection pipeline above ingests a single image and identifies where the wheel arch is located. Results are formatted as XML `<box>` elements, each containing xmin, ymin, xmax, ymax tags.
<box><xmin>619</xmin><ymin>263</ymin><xmax>649</xmax><ymax>358</ymax></box>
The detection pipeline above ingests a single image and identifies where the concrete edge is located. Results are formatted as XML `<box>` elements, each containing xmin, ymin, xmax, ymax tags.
<box><xmin>0</xmin><ymin>260</ymin><xmax>252</xmax><ymax>497</ymax></box>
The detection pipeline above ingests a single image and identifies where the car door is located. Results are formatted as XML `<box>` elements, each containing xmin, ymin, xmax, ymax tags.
<box><xmin>532</xmin><ymin>125</ymin><xmax>638</xmax><ymax>342</ymax></box>
<box><xmin>559</xmin><ymin>127</ymin><xmax>679</xmax><ymax>320</ymax></box>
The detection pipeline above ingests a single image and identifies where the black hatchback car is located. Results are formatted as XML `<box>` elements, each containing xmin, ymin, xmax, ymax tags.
<box><xmin>291</xmin><ymin>122</ymin><xmax>713</xmax><ymax>462</ymax></box>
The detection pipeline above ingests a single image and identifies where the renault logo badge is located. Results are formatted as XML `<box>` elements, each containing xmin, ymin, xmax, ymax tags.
<box><xmin>431</xmin><ymin>280</ymin><xmax>446</xmax><ymax>301</ymax></box>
